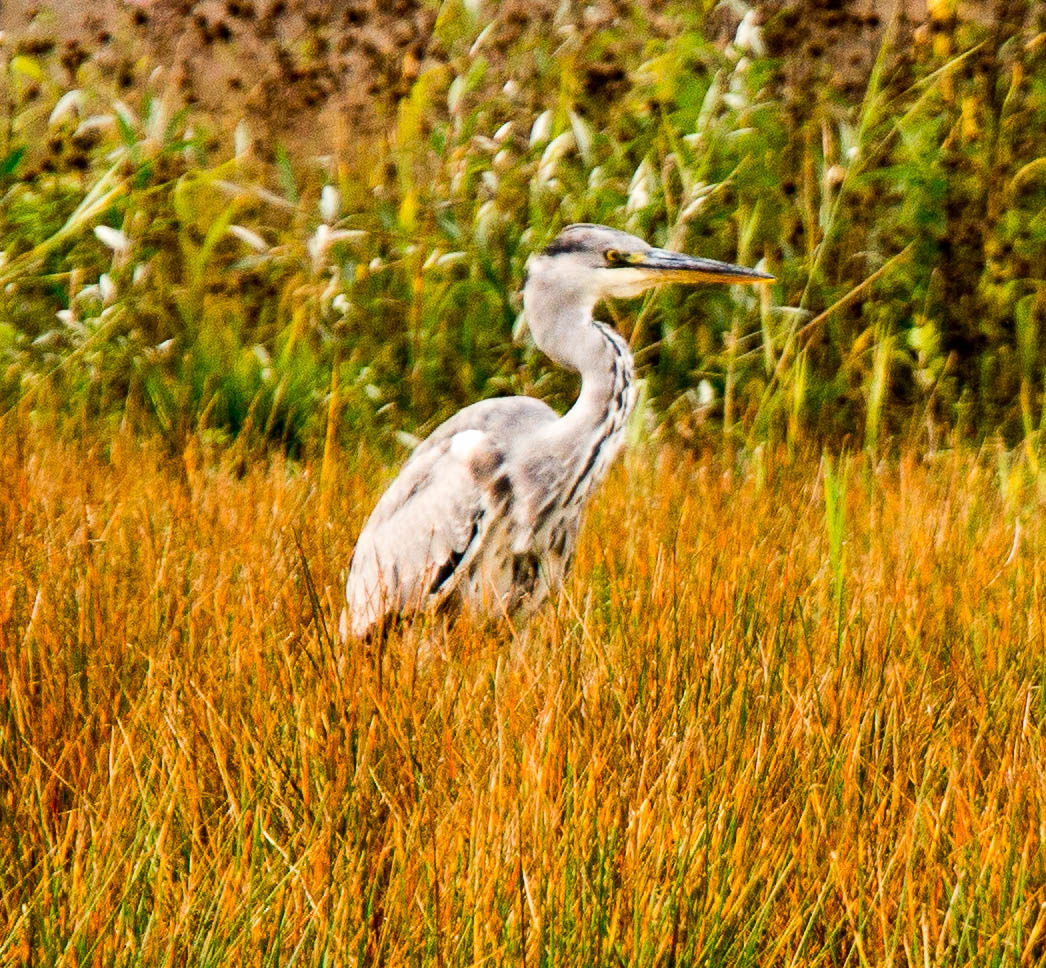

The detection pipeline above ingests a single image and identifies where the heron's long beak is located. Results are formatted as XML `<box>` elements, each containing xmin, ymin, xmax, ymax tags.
<box><xmin>634</xmin><ymin>248</ymin><xmax>774</xmax><ymax>285</ymax></box>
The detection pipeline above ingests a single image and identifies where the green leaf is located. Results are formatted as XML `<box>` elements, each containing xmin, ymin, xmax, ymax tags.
<box><xmin>0</xmin><ymin>147</ymin><xmax>25</xmax><ymax>177</ymax></box>
<box><xmin>275</xmin><ymin>145</ymin><xmax>298</xmax><ymax>205</ymax></box>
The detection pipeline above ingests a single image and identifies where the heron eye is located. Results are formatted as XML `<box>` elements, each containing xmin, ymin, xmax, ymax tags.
<box><xmin>604</xmin><ymin>249</ymin><xmax>625</xmax><ymax>266</ymax></box>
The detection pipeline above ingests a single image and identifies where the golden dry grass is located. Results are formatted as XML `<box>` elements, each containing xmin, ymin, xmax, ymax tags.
<box><xmin>2</xmin><ymin>422</ymin><xmax>1045</xmax><ymax>966</ymax></box>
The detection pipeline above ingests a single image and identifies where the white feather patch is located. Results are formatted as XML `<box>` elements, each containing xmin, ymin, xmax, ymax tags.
<box><xmin>449</xmin><ymin>429</ymin><xmax>487</xmax><ymax>462</ymax></box>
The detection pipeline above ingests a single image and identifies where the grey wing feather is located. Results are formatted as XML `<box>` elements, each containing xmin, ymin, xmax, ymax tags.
<box><xmin>342</xmin><ymin>429</ymin><xmax>494</xmax><ymax>639</ymax></box>
<box><xmin>362</xmin><ymin>397</ymin><xmax>555</xmax><ymax>528</ymax></box>
<box><xmin>416</xmin><ymin>396</ymin><xmax>557</xmax><ymax>452</ymax></box>
<box><xmin>344</xmin><ymin>396</ymin><xmax>558</xmax><ymax>639</ymax></box>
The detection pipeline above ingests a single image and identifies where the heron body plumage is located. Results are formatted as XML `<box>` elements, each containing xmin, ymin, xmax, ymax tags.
<box><xmin>343</xmin><ymin>224</ymin><xmax>772</xmax><ymax>640</ymax></box>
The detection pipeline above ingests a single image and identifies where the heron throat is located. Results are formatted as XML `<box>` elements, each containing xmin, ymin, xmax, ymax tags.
<box><xmin>558</xmin><ymin>320</ymin><xmax>636</xmax><ymax>506</ymax></box>
<box><xmin>523</xmin><ymin>267</ymin><xmax>638</xmax><ymax>507</ymax></box>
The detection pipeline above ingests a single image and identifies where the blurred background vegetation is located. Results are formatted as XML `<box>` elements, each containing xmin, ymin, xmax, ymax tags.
<box><xmin>1</xmin><ymin>0</ymin><xmax>1045</xmax><ymax>457</ymax></box>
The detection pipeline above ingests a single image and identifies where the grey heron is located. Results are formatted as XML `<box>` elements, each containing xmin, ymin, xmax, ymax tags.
<box><xmin>342</xmin><ymin>223</ymin><xmax>773</xmax><ymax>640</ymax></box>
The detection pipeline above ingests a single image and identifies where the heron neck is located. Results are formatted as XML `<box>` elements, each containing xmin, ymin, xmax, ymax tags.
<box><xmin>559</xmin><ymin>321</ymin><xmax>634</xmax><ymax>441</ymax></box>
<box><xmin>541</xmin><ymin>330</ymin><xmax>636</xmax><ymax>504</ymax></box>
<box><xmin>525</xmin><ymin>285</ymin><xmax>636</xmax><ymax>465</ymax></box>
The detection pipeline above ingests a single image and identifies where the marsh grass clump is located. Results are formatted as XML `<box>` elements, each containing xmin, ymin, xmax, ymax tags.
<box><xmin>1</xmin><ymin>425</ymin><xmax>1044</xmax><ymax>964</ymax></box>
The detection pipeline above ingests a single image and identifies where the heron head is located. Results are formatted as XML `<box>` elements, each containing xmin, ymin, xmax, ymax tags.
<box><xmin>527</xmin><ymin>223</ymin><xmax>774</xmax><ymax>303</ymax></box>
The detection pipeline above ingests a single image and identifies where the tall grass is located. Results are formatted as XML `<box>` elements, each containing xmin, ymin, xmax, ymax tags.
<box><xmin>2</xmin><ymin>423</ymin><xmax>1044</xmax><ymax>965</ymax></box>
<box><xmin>2</xmin><ymin>4</ymin><xmax>1046</xmax><ymax>451</ymax></box>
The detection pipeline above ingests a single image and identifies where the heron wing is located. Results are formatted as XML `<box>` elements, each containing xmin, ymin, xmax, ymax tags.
<box><xmin>408</xmin><ymin>396</ymin><xmax>558</xmax><ymax>460</ymax></box>
<box><xmin>344</xmin><ymin>428</ymin><xmax>506</xmax><ymax>639</ymax></box>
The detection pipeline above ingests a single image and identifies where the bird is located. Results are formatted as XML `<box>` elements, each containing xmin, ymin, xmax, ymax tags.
<box><xmin>342</xmin><ymin>223</ymin><xmax>773</xmax><ymax>641</ymax></box>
